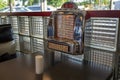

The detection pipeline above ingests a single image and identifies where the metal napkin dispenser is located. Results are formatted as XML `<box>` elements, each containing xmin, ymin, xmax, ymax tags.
<box><xmin>47</xmin><ymin>2</ymin><xmax>85</xmax><ymax>55</ymax></box>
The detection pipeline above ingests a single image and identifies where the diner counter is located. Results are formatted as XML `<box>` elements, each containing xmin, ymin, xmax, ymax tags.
<box><xmin>0</xmin><ymin>53</ymin><xmax>112</xmax><ymax>80</ymax></box>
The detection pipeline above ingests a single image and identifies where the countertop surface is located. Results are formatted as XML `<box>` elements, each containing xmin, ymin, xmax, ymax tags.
<box><xmin>0</xmin><ymin>53</ymin><xmax>112</xmax><ymax>80</ymax></box>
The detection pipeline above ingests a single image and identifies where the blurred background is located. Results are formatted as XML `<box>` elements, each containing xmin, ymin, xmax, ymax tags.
<box><xmin>0</xmin><ymin>0</ymin><xmax>119</xmax><ymax>12</ymax></box>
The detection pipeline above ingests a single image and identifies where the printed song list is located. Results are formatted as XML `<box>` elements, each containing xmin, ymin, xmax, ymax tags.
<box><xmin>57</xmin><ymin>15</ymin><xmax>74</xmax><ymax>39</ymax></box>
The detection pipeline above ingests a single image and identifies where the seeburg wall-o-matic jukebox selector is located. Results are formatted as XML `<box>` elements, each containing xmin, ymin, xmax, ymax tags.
<box><xmin>47</xmin><ymin>2</ymin><xmax>86</xmax><ymax>55</ymax></box>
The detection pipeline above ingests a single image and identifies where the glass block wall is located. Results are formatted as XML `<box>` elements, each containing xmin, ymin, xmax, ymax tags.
<box><xmin>84</xmin><ymin>17</ymin><xmax>119</xmax><ymax>67</ymax></box>
<box><xmin>0</xmin><ymin>16</ymin><xmax>47</xmax><ymax>54</ymax></box>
